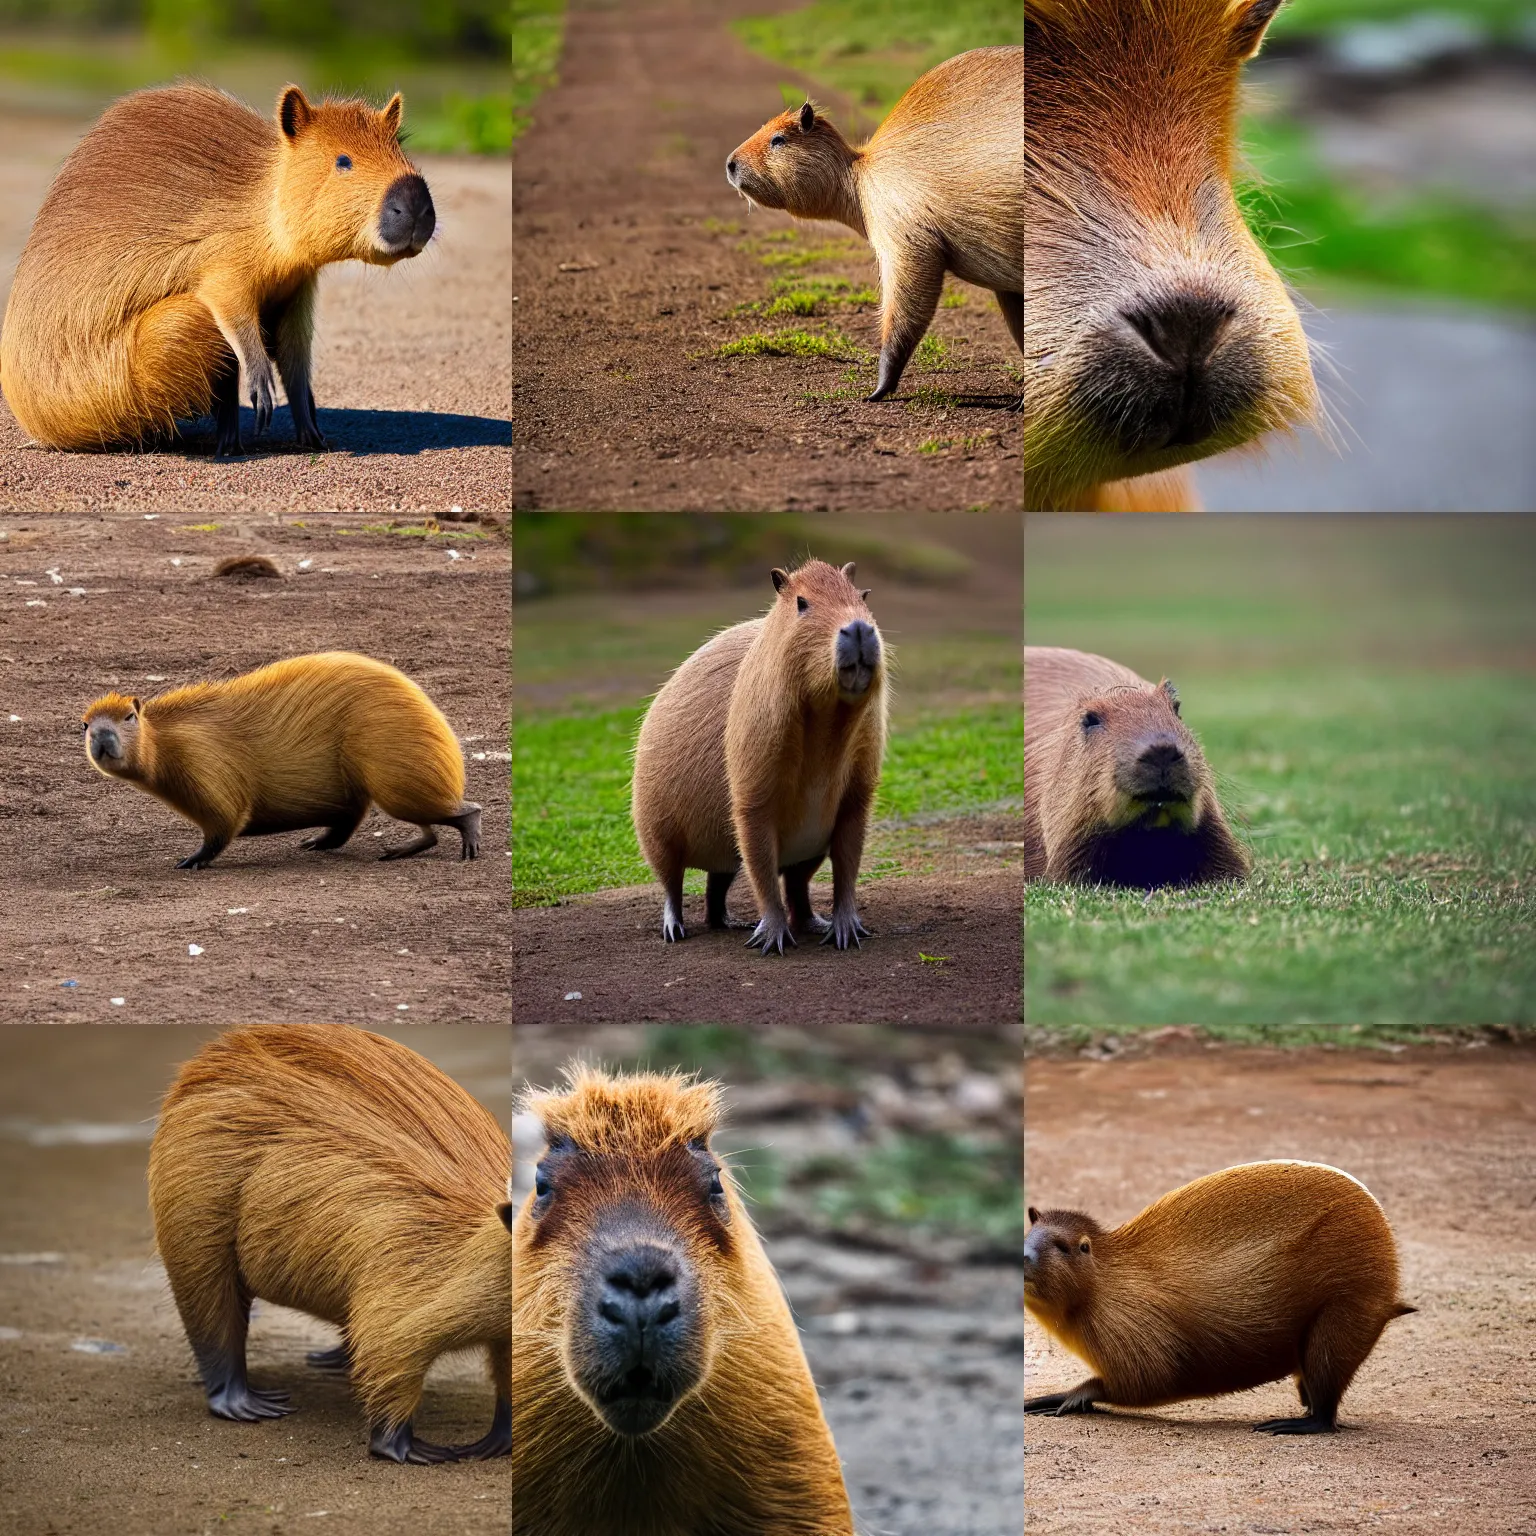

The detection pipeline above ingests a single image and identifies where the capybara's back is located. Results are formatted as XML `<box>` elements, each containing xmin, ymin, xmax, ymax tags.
<box><xmin>149</xmin><ymin>1024</ymin><xmax>511</xmax><ymax>1463</ymax></box>
<box><xmin>1023</xmin><ymin>0</ymin><xmax>1318</xmax><ymax>509</ymax></box>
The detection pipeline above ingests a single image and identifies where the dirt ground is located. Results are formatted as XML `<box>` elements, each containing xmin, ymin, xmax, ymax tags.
<box><xmin>0</xmin><ymin>513</ymin><xmax>510</xmax><ymax>1023</ymax></box>
<box><xmin>0</xmin><ymin>1026</ymin><xmax>512</xmax><ymax>1536</ymax></box>
<box><xmin>512</xmin><ymin>859</ymin><xmax>1022</xmax><ymax>1025</ymax></box>
<box><xmin>511</xmin><ymin>0</ymin><xmax>1023</xmax><ymax>512</ymax></box>
<box><xmin>1024</xmin><ymin>1044</ymin><xmax>1536</xmax><ymax>1535</ymax></box>
<box><xmin>0</xmin><ymin>113</ymin><xmax>510</xmax><ymax>515</ymax></box>
<box><xmin>515</xmin><ymin>1021</ymin><xmax>1025</xmax><ymax>1536</ymax></box>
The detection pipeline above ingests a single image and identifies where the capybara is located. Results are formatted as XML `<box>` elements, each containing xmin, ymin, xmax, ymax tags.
<box><xmin>1024</xmin><ymin>1161</ymin><xmax>1415</xmax><ymax>1432</ymax></box>
<box><xmin>1</xmin><ymin>84</ymin><xmax>435</xmax><ymax>456</ymax></box>
<box><xmin>631</xmin><ymin>559</ymin><xmax>887</xmax><ymax>953</ymax></box>
<box><xmin>1024</xmin><ymin>645</ymin><xmax>1247</xmax><ymax>886</ymax></box>
<box><xmin>727</xmin><ymin>47</ymin><xmax>1023</xmax><ymax>400</ymax></box>
<box><xmin>1024</xmin><ymin>1</ymin><xmax>1319</xmax><ymax>510</ymax></box>
<box><xmin>512</xmin><ymin>1064</ymin><xmax>854</xmax><ymax>1535</ymax></box>
<box><xmin>82</xmin><ymin>651</ymin><xmax>480</xmax><ymax>869</ymax></box>
<box><xmin>148</xmin><ymin>1025</ymin><xmax>511</xmax><ymax>1463</ymax></box>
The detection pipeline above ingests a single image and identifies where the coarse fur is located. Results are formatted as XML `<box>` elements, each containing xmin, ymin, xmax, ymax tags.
<box><xmin>513</xmin><ymin>1064</ymin><xmax>854</xmax><ymax>1536</ymax></box>
<box><xmin>147</xmin><ymin>1025</ymin><xmax>512</xmax><ymax>1463</ymax></box>
<box><xmin>631</xmin><ymin>559</ymin><xmax>888</xmax><ymax>953</ymax></box>
<box><xmin>727</xmin><ymin>47</ymin><xmax>1023</xmax><ymax>401</ymax></box>
<box><xmin>1</xmin><ymin>83</ymin><xmax>434</xmax><ymax>456</ymax></box>
<box><xmin>1024</xmin><ymin>0</ymin><xmax>1318</xmax><ymax>509</ymax></box>
<box><xmin>1024</xmin><ymin>1161</ymin><xmax>1416</xmax><ymax>1432</ymax></box>
<box><xmin>1024</xmin><ymin>645</ymin><xmax>1248</xmax><ymax>886</ymax></box>
<box><xmin>82</xmin><ymin>650</ymin><xmax>480</xmax><ymax>869</ymax></box>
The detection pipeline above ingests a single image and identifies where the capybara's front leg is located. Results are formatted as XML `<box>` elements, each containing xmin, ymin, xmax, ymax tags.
<box><xmin>735</xmin><ymin>810</ymin><xmax>794</xmax><ymax>955</ymax></box>
<box><xmin>824</xmin><ymin>791</ymin><xmax>872</xmax><ymax>948</ymax></box>
<box><xmin>272</xmin><ymin>279</ymin><xmax>326</xmax><ymax>450</ymax></box>
<box><xmin>1024</xmin><ymin>1378</ymin><xmax>1105</xmax><ymax>1416</ymax></box>
<box><xmin>201</xmin><ymin>288</ymin><xmax>276</xmax><ymax>447</ymax></box>
<box><xmin>868</xmin><ymin>243</ymin><xmax>946</xmax><ymax>401</ymax></box>
<box><xmin>177</xmin><ymin>826</ymin><xmax>233</xmax><ymax>870</ymax></box>
<box><xmin>368</xmin><ymin>1418</ymin><xmax>465</xmax><ymax>1464</ymax></box>
<box><xmin>211</xmin><ymin>354</ymin><xmax>243</xmax><ymax>457</ymax></box>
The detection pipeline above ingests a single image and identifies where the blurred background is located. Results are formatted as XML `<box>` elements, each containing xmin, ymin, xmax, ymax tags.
<box><xmin>515</xmin><ymin>1020</ymin><xmax>1025</xmax><ymax>1536</ymax></box>
<box><xmin>1204</xmin><ymin>0</ymin><xmax>1536</xmax><ymax>508</ymax></box>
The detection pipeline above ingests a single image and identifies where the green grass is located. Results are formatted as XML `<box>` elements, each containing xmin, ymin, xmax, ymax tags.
<box><xmin>1025</xmin><ymin>517</ymin><xmax>1536</xmax><ymax>1036</ymax></box>
<box><xmin>717</xmin><ymin>328</ymin><xmax>868</xmax><ymax>360</ymax></box>
<box><xmin>1267</xmin><ymin>0</ymin><xmax>1536</xmax><ymax>40</ymax></box>
<box><xmin>514</xmin><ymin>702</ymin><xmax>1021</xmax><ymax>904</ymax></box>
<box><xmin>1240</xmin><ymin>119</ymin><xmax>1536</xmax><ymax>313</ymax></box>
<box><xmin>511</xmin><ymin>0</ymin><xmax>563</xmax><ymax>142</ymax></box>
<box><xmin>734</xmin><ymin>0</ymin><xmax>1021</xmax><ymax>116</ymax></box>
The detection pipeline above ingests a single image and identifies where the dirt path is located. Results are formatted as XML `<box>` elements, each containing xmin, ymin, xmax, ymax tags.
<box><xmin>0</xmin><ymin>514</ymin><xmax>509</xmax><ymax>1024</ymax></box>
<box><xmin>0</xmin><ymin>1026</ymin><xmax>511</xmax><ymax>1536</ymax></box>
<box><xmin>1024</xmin><ymin>1045</ymin><xmax>1536</xmax><ymax>1534</ymax></box>
<box><xmin>512</xmin><ymin>0</ymin><xmax>1022</xmax><ymax>512</ymax></box>
<box><xmin>514</xmin><ymin>862</ymin><xmax>1022</xmax><ymax>1025</ymax></box>
<box><xmin>0</xmin><ymin>112</ymin><xmax>510</xmax><ymax>515</ymax></box>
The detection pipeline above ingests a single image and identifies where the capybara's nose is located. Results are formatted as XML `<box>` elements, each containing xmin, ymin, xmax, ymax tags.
<box><xmin>1137</xmin><ymin>739</ymin><xmax>1186</xmax><ymax>774</ymax></box>
<box><xmin>379</xmin><ymin>174</ymin><xmax>435</xmax><ymax>253</ymax></box>
<box><xmin>726</xmin><ymin>156</ymin><xmax>739</xmax><ymax>182</ymax></box>
<box><xmin>1086</xmin><ymin>288</ymin><xmax>1254</xmax><ymax>456</ymax></box>
<box><xmin>599</xmin><ymin>1245</ymin><xmax>682</xmax><ymax>1359</ymax></box>
<box><xmin>836</xmin><ymin>619</ymin><xmax>879</xmax><ymax>666</ymax></box>
<box><xmin>88</xmin><ymin>726</ymin><xmax>119</xmax><ymax>761</ymax></box>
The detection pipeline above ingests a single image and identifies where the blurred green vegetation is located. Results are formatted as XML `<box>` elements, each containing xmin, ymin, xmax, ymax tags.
<box><xmin>1269</xmin><ymin>0</ymin><xmax>1535</xmax><ymax>37</ymax></box>
<box><xmin>511</xmin><ymin>0</ymin><xmax>562</xmax><ymax>141</ymax></box>
<box><xmin>0</xmin><ymin>0</ymin><xmax>510</xmax><ymax>153</ymax></box>
<box><xmin>734</xmin><ymin>0</ymin><xmax>1021</xmax><ymax>117</ymax></box>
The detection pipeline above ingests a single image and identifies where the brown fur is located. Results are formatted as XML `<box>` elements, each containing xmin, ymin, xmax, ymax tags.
<box><xmin>727</xmin><ymin>47</ymin><xmax>1023</xmax><ymax>400</ymax></box>
<box><xmin>147</xmin><ymin>1025</ymin><xmax>511</xmax><ymax>1460</ymax></box>
<box><xmin>1</xmin><ymin>83</ymin><xmax>432</xmax><ymax>454</ymax></box>
<box><xmin>82</xmin><ymin>650</ymin><xmax>480</xmax><ymax>868</ymax></box>
<box><xmin>212</xmin><ymin>554</ymin><xmax>282</xmax><ymax>579</ymax></box>
<box><xmin>1024</xmin><ymin>1</ymin><xmax>1318</xmax><ymax>509</ymax></box>
<box><xmin>1024</xmin><ymin>645</ymin><xmax>1248</xmax><ymax>886</ymax></box>
<box><xmin>1025</xmin><ymin>1162</ymin><xmax>1415</xmax><ymax>1429</ymax></box>
<box><xmin>513</xmin><ymin>1064</ymin><xmax>854</xmax><ymax>1536</ymax></box>
<box><xmin>631</xmin><ymin>559</ymin><xmax>888</xmax><ymax>952</ymax></box>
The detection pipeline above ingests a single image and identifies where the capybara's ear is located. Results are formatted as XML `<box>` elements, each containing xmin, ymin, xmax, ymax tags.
<box><xmin>840</xmin><ymin>561</ymin><xmax>857</xmax><ymax>581</ymax></box>
<box><xmin>278</xmin><ymin>85</ymin><xmax>313</xmax><ymax>140</ymax></box>
<box><xmin>798</xmin><ymin>100</ymin><xmax>815</xmax><ymax>131</ymax></box>
<box><xmin>1028</xmin><ymin>1206</ymin><xmax>1040</xmax><ymax>1226</ymax></box>
<box><xmin>771</xmin><ymin>568</ymin><xmax>789</xmax><ymax>593</ymax></box>
<box><xmin>381</xmin><ymin>92</ymin><xmax>404</xmax><ymax>136</ymax></box>
<box><xmin>1160</xmin><ymin>679</ymin><xmax>1181</xmax><ymax>716</ymax></box>
<box><xmin>130</xmin><ymin>697</ymin><xmax>142</xmax><ymax>715</ymax></box>
<box><xmin>1231</xmin><ymin>0</ymin><xmax>1285</xmax><ymax>60</ymax></box>
<box><xmin>497</xmin><ymin>1201</ymin><xmax>513</xmax><ymax>1231</ymax></box>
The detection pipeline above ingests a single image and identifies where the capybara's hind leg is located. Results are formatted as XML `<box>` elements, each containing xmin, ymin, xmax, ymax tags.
<box><xmin>706</xmin><ymin>868</ymin><xmax>746</xmax><ymax>929</ymax></box>
<box><xmin>300</xmin><ymin>803</ymin><xmax>367</xmax><ymax>852</ymax></box>
<box><xmin>1256</xmin><ymin>1301</ymin><xmax>1371</xmax><ymax>1433</ymax></box>
<box><xmin>650</xmin><ymin>846</ymin><xmax>687</xmax><ymax>942</ymax></box>
<box><xmin>868</xmin><ymin>244</ymin><xmax>946</xmax><ymax>401</ymax></box>
<box><xmin>782</xmin><ymin>858</ymin><xmax>831</xmax><ymax>937</ymax></box>
<box><xmin>131</xmin><ymin>294</ymin><xmax>231</xmax><ymax>448</ymax></box>
<box><xmin>380</xmin><ymin>826</ymin><xmax>438</xmax><ymax>861</ymax></box>
<box><xmin>996</xmin><ymin>290</ymin><xmax>1023</xmax><ymax>354</ymax></box>
<box><xmin>306</xmin><ymin>1340</ymin><xmax>352</xmax><ymax>1372</ymax></box>
<box><xmin>449</xmin><ymin>1338</ymin><xmax>511</xmax><ymax>1460</ymax></box>
<box><xmin>439</xmin><ymin>801</ymin><xmax>481</xmax><ymax>860</ymax></box>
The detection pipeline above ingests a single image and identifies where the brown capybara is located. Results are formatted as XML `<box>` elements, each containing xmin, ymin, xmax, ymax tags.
<box><xmin>1</xmin><ymin>84</ymin><xmax>434</xmax><ymax>456</ymax></box>
<box><xmin>631</xmin><ymin>559</ymin><xmax>887</xmax><ymax>954</ymax></box>
<box><xmin>512</xmin><ymin>1064</ymin><xmax>854</xmax><ymax>1536</ymax></box>
<box><xmin>82</xmin><ymin>651</ymin><xmax>480</xmax><ymax>869</ymax></box>
<box><xmin>727</xmin><ymin>47</ymin><xmax>1023</xmax><ymax>401</ymax></box>
<box><xmin>1024</xmin><ymin>1</ymin><xmax>1319</xmax><ymax>510</ymax></box>
<box><xmin>1024</xmin><ymin>1162</ymin><xmax>1415</xmax><ymax>1432</ymax></box>
<box><xmin>148</xmin><ymin>1025</ymin><xmax>511</xmax><ymax>1463</ymax></box>
<box><xmin>1024</xmin><ymin>645</ymin><xmax>1247</xmax><ymax>886</ymax></box>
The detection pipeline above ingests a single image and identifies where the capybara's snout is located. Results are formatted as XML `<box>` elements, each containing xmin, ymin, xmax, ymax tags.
<box><xmin>1116</xmin><ymin>731</ymin><xmax>1195</xmax><ymax>804</ymax></box>
<box><xmin>378</xmin><ymin>173</ymin><xmax>435</xmax><ymax>254</ymax></box>
<box><xmin>576</xmin><ymin>1225</ymin><xmax>702</xmax><ymax>1436</ymax></box>
<box><xmin>86</xmin><ymin>720</ymin><xmax>121</xmax><ymax>765</ymax></box>
<box><xmin>835</xmin><ymin>618</ymin><xmax>881</xmax><ymax>698</ymax></box>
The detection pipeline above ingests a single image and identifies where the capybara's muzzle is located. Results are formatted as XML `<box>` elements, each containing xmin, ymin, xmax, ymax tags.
<box><xmin>576</xmin><ymin>1230</ymin><xmax>702</xmax><ymax>1436</ymax></box>
<box><xmin>378</xmin><ymin>174</ymin><xmax>435</xmax><ymax>255</ymax></box>
<box><xmin>87</xmin><ymin>723</ymin><xmax>121</xmax><ymax>764</ymax></box>
<box><xmin>1116</xmin><ymin>733</ymin><xmax>1196</xmax><ymax>806</ymax></box>
<box><xmin>835</xmin><ymin>619</ymin><xmax>881</xmax><ymax>697</ymax></box>
<box><xmin>1080</xmin><ymin>286</ymin><xmax>1261</xmax><ymax>457</ymax></box>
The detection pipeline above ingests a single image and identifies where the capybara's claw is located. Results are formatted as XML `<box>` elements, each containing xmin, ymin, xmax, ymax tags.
<box><xmin>746</xmin><ymin>917</ymin><xmax>795</xmax><ymax>955</ymax></box>
<box><xmin>369</xmin><ymin>1420</ymin><xmax>461</xmax><ymax>1464</ymax></box>
<box><xmin>250</xmin><ymin>376</ymin><xmax>274</xmax><ymax>437</ymax></box>
<box><xmin>821</xmin><ymin>911</ymin><xmax>869</xmax><ymax>949</ymax></box>
<box><xmin>449</xmin><ymin>1400</ymin><xmax>511</xmax><ymax>1460</ymax></box>
<box><xmin>207</xmin><ymin>1378</ymin><xmax>296</xmax><ymax>1422</ymax></box>
<box><xmin>215</xmin><ymin>424</ymin><xmax>244</xmax><ymax>458</ymax></box>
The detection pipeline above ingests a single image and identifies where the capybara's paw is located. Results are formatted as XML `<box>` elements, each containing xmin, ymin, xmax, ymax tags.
<box><xmin>206</xmin><ymin>1378</ymin><xmax>295</xmax><ymax>1422</ymax></box>
<box><xmin>746</xmin><ymin>914</ymin><xmax>796</xmax><ymax>955</ymax></box>
<box><xmin>250</xmin><ymin>369</ymin><xmax>275</xmax><ymax>437</ymax></box>
<box><xmin>369</xmin><ymin>1420</ymin><xmax>462</xmax><ymax>1464</ymax></box>
<box><xmin>295</xmin><ymin>416</ymin><xmax>328</xmax><ymax>451</ymax></box>
<box><xmin>821</xmin><ymin>909</ymin><xmax>870</xmax><ymax>950</ymax></box>
<box><xmin>1254</xmin><ymin>1415</ymin><xmax>1336</xmax><ymax>1435</ymax></box>
<box><xmin>215</xmin><ymin>421</ymin><xmax>244</xmax><ymax>458</ymax></box>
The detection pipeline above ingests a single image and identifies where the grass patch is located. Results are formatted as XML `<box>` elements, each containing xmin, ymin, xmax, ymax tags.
<box><xmin>718</xmin><ymin>328</ymin><xmax>867</xmax><ymax>361</ymax></box>
<box><xmin>918</xmin><ymin>437</ymin><xmax>952</xmax><ymax>455</ymax></box>
<box><xmin>735</xmin><ymin>0</ymin><xmax>1021</xmax><ymax>116</ymax></box>
<box><xmin>1240</xmin><ymin>119</ymin><xmax>1536</xmax><ymax>312</ymax></box>
<box><xmin>1267</xmin><ymin>0</ymin><xmax>1534</xmax><ymax>41</ymax></box>
<box><xmin>514</xmin><ymin>702</ymin><xmax>1021</xmax><ymax>904</ymax></box>
<box><xmin>1025</xmin><ymin>516</ymin><xmax>1536</xmax><ymax>1033</ymax></box>
<box><xmin>511</xmin><ymin>0</ymin><xmax>564</xmax><ymax>143</ymax></box>
<box><xmin>913</xmin><ymin>333</ymin><xmax>951</xmax><ymax>371</ymax></box>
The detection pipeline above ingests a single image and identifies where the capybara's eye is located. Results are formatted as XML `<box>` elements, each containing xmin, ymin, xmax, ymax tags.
<box><xmin>1081</xmin><ymin>710</ymin><xmax>1102</xmax><ymax>731</ymax></box>
<box><xmin>770</xmin><ymin>133</ymin><xmax>786</xmax><ymax>149</ymax></box>
<box><xmin>708</xmin><ymin>1169</ymin><xmax>724</xmax><ymax>1197</ymax></box>
<box><xmin>1079</xmin><ymin>1239</ymin><xmax>1091</xmax><ymax>1254</ymax></box>
<box><xmin>534</xmin><ymin>1167</ymin><xmax>553</xmax><ymax>1200</ymax></box>
<box><xmin>335</xmin><ymin>153</ymin><xmax>353</xmax><ymax>172</ymax></box>
<box><xmin>796</xmin><ymin>595</ymin><xmax>809</xmax><ymax>613</ymax></box>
